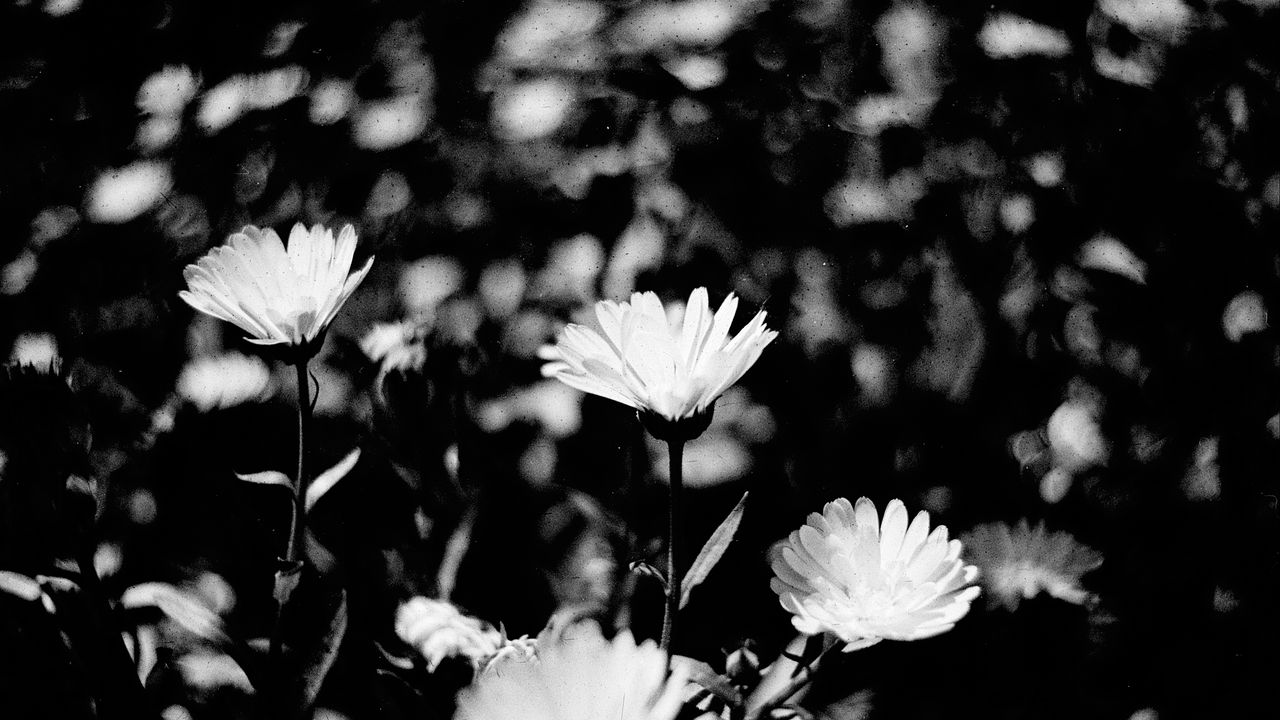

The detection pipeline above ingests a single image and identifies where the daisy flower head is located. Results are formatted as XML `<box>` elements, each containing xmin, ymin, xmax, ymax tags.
<box><xmin>962</xmin><ymin>520</ymin><xmax>1103</xmax><ymax>611</ymax></box>
<box><xmin>179</xmin><ymin>223</ymin><xmax>373</xmax><ymax>358</ymax></box>
<box><xmin>455</xmin><ymin>621</ymin><xmax>687</xmax><ymax>720</ymax></box>
<box><xmin>771</xmin><ymin>497</ymin><xmax>980</xmax><ymax>651</ymax></box>
<box><xmin>539</xmin><ymin>287</ymin><xmax>777</xmax><ymax>441</ymax></box>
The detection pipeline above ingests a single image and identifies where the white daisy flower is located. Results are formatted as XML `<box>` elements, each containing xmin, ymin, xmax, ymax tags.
<box><xmin>179</xmin><ymin>224</ymin><xmax>373</xmax><ymax>354</ymax></box>
<box><xmin>771</xmin><ymin>497</ymin><xmax>980</xmax><ymax>651</ymax></box>
<box><xmin>539</xmin><ymin>288</ymin><xmax>777</xmax><ymax>432</ymax></box>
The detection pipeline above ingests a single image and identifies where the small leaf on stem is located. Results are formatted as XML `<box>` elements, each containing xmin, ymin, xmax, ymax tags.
<box><xmin>235</xmin><ymin>470</ymin><xmax>295</xmax><ymax>492</ymax></box>
<box><xmin>680</xmin><ymin>491</ymin><xmax>749</xmax><ymax>609</ymax></box>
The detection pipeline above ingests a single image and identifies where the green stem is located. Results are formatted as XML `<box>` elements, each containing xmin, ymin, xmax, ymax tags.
<box><xmin>661</xmin><ymin>439</ymin><xmax>685</xmax><ymax>656</ymax></box>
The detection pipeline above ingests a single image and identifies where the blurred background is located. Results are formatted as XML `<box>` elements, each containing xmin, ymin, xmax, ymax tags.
<box><xmin>2</xmin><ymin>0</ymin><xmax>1280</xmax><ymax>718</ymax></box>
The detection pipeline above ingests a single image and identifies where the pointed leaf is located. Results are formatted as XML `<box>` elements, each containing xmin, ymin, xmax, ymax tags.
<box><xmin>120</xmin><ymin>582</ymin><xmax>229</xmax><ymax>644</ymax></box>
<box><xmin>672</xmin><ymin>655</ymin><xmax>743</xmax><ymax>707</ymax></box>
<box><xmin>304</xmin><ymin>447</ymin><xmax>361</xmax><ymax>513</ymax></box>
<box><xmin>680</xmin><ymin>491</ymin><xmax>748</xmax><ymax>609</ymax></box>
<box><xmin>236</xmin><ymin>470</ymin><xmax>295</xmax><ymax>493</ymax></box>
<box><xmin>629</xmin><ymin>560</ymin><xmax>669</xmax><ymax>594</ymax></box>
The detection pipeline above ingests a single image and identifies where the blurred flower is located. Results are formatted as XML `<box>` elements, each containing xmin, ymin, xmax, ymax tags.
<box><xmin>491</xmin><ymin>77</ymin><xmax>576</xmax><ymax>142</ymax></box>
<box><xmin>309</xmin><ymin>77</ymin><xmax>356</xmax><ymax>125</ymax></box>
<box><xmin>395</xmin><ymin>597</ymin><xmax>502</xmax><ymax>672</ymax></box>
<box><xmin>1223</xmin><ymin>291</ymin><xmax>1268</xmax><ymax>342</ymax></box>
<box><xmin>1046</xmin><ymin>400</ymin><xmax>1109</xmax><ymax>473</ymax></box>
<box><xmin>540</xmin><ymin>288</ymin><xmax>778</xmax><ymax>424</ymax></box>
<box><xmin>1078</xmin><ymin>235</ymin><xmax>1147</xmax><ymax>284</ymax></box>
<box><xmin>1099</xmin><ymin>0</ymin><xmax>1193</xmax><ymax>41</ymax></box>
<box><xmin>978</xmin><ymin>14</ymin><xmax>1071</xmax><ymax>59</ymax></box>
<box><xmin>494</xmin><ymin>0</ymin><xmax>606</xmax><ymax>72</ymax></box>
<box><xmin>770</xmin><ymin>497</ymin><xmax>979</xmax><ymax>650</ymax></box>
<box><xmin>86</xmin><ymin>161</ymin><xmax>174</xmax><ymax>224</ymax></box>
<box><xmin>476</xmin><ymin>381</ymin><xmax>583</xmax><ymax>439</ymax></box>
<box><xmin>176</xmin><ymin>353</ymin><xmax>275</xmax><ymax>412</ymax></box>
<box><xmin>137</xmin><ymin>65</ymin><xmax>198</xmax><ymax>117</ymax></box>
<box><xmin>1182</xmin><ymin>436</ymin><xmax>1221</xmax><ymax>501</ymax></box>
<box><xmin>2</xmin><ymin>251</ymin><xmax>38</xmax><ymax>295</ymax></box>
<box><xmin>663</xmin><ymin>54</ymin><xmax>727</xmax><ymax>90</ymax></box>
<box><xmin>9</xmin><ymin>332</ymin><xmax>59</xmax><ymax>367</ymax></box>
<box><xmin>478</xmin><ymin>258</ymin><xmax>527</xmax><ymax>319</ymax></box>
<box><xmin>399</xmin><ymin>255</ymin><xmax>465</xmax><ymax>322</ymax></box>
<box><xmin>455</xmin><ymin>621</ymin><xmax>687</xmax><ymax>720</ymax></box>
<box><xmin>962</xmin><ymin>520</ymin><xmax>1103</xmax><ymax>611</ymax></box>
<box><xmin>179</xmin><ymin>224</ymin><xmax>373</xmax><ymax>352</ymax></box>
<box><xmin>613</xmin><ymin>0</ymin><xmax>762</xmax><ymax>52</ymax></box>
<box><xmin>197</xmin><ymin>75</ymin><xmax>251</xmax><ymax>133</ymax></box>
<box><xmin>353</xmin><ymin>93</ymin><xmax>431</xmax><ymax>150</ymax></box>
<box><xmin>360</xmin><ymin>321</ymin><xmax>425</xmax><ymax>374</ymax></box>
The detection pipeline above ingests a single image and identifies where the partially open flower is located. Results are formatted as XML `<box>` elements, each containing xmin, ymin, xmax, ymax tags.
<box><xmin>540</xmin><ymin>288</ymin><xmax>777</xmax><ymax>433</ymax></box>
<box><xmin>771</xmin><ymin>497</ymin><xmax>979</xmax><ymax>651</ymax></box>
<box><xmin>455</xmin><ymin>621</ymin><xmax>687</xmax><ymax>720</ymax></box>
<box><xmin>394</xmin><ymin>596</ymin><xmax>502</xmax><ymax>672</ymax></box>
<box><xmin>179</xmin><ymin>224</ymin><xmax>373</xmax><ymax>356</ymax></box>
<box><xmin>962</xmin><ymin>520</ymin><xmax>1103</xmax><ymax>611</ymax></box>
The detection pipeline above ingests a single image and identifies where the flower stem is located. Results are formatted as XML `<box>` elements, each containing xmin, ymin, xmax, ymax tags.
<box><xmin>661</xmin><ymin>439</ymin><xmax>685</xmax><ymax>657</ymax></box>
<box><xmin>748</xmin><ymin>642</ymin><xmax>843</xmax><ymax>720</ymax></box>
<box><xmin>266</xmin><ymin>360</ymin><xmax>311</xmax><ymax>697</ymax></box>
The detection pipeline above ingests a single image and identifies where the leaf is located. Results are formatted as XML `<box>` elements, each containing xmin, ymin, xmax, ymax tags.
<box><xmin>120</xmin><ymin>582</ymin><xmax>229</xmax><ymax>644</ymax></box>
<box><xmin>0</xmin><ymin>570</ymin><xmax>43</xmax><ymax>603</ymax></box>
<box><xmin>304</xmin><ymin>447</ymin><xmax>361</xmax><ymax>513</ymax></box>
<box><xmin>672</xmin><ymin>655</ymin><xmax>743</xmax><ymax>707</ymax></box>
<box><xmin>680</xmin><ymin>491</ymin><xmax>748</xmax><ymax>610</ymax></box>
<box><xmin>289</xmin><ymin>585</ymin><xmax>348</xmax><ymax>716</ymax></box>
<box><xmin>436</xmin><ymin>505</ymin><xmax>475</xmax><ymax>600</ymax></box>
<box><xmin>236</xmin><ymin>469</ymin><xmax>295</xmax><ymax>492</ymax></box>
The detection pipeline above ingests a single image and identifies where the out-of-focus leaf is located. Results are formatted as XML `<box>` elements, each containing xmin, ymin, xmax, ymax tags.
<box><xmin>0</xmin><ymin>570</ymin><xmax>43</xmax><ymax>602</ymax></box>
<box><xmin>236</xmin><ymin>469</ymin><xmax>295</xmax><ymax>493</ymax></box>
<box><xmin>304</xmin><ymin>447</ymin><xmax>361</xmax><ymax>513</ymax></box>
<box><xmin>680</xmin><ymin>491</ymin><xmax>748</xmax><ymax>609</ymax></box>
<box><xmin>436</xmin><ymin>505</ymin><xmax>475</xmax><ymax>599</ymax></box>
<box><xmin>673</xmin><ymin>655</ymin><xmax>743</xmax><ymax>707</ymax></box>
<box><xmin>120</xmin><ymin>582</ymin><xmax>228</xmax><ymax>644</ymax></box>
<box><xmin>286</xmin><ymin>584</ymin><xmax>348</xmax><ymax>716</ymax></box>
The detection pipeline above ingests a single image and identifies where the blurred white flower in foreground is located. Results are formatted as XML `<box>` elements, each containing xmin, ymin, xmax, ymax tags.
<box><xmin>177</xmin><ymin>353</ymin><xmax>275</xmax><ymax>412</ymax></box>
<box><xmin>456</xmin><ymin>621</ymin><xmax>686</xmax><ymax>720</ymax></box>
<box><xmin>771</xmin><ymin>497</ymin><xmax>979</xmax><ymax>651</ymax></box>
<box><xmin>978</xmin><ymin>14</ymin><xmax>1071</xmax><ymax>59</ymax></box>
<box><xmin>179</xmin><ymin>224</ymin><xmax>373</xmax><ymax>352</ymax></box>
<box><xmin>395</xmin><ymin>597</ymin><xmax>502</xmax><ymax>672</ymax></box>
<box><xmin>540</xmin><ymin>288</ymin><xmax>777</xmax><ymax>423</ymax></box>
<box><xmin>86</xmin><ymin>161</ymin><xmax>174</xmax><ymax>224</ymax></box>
<box><xmin>962</xmin><ymin>520</ymin><xmax>1103</xmax><ymax>611</ymax></box>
